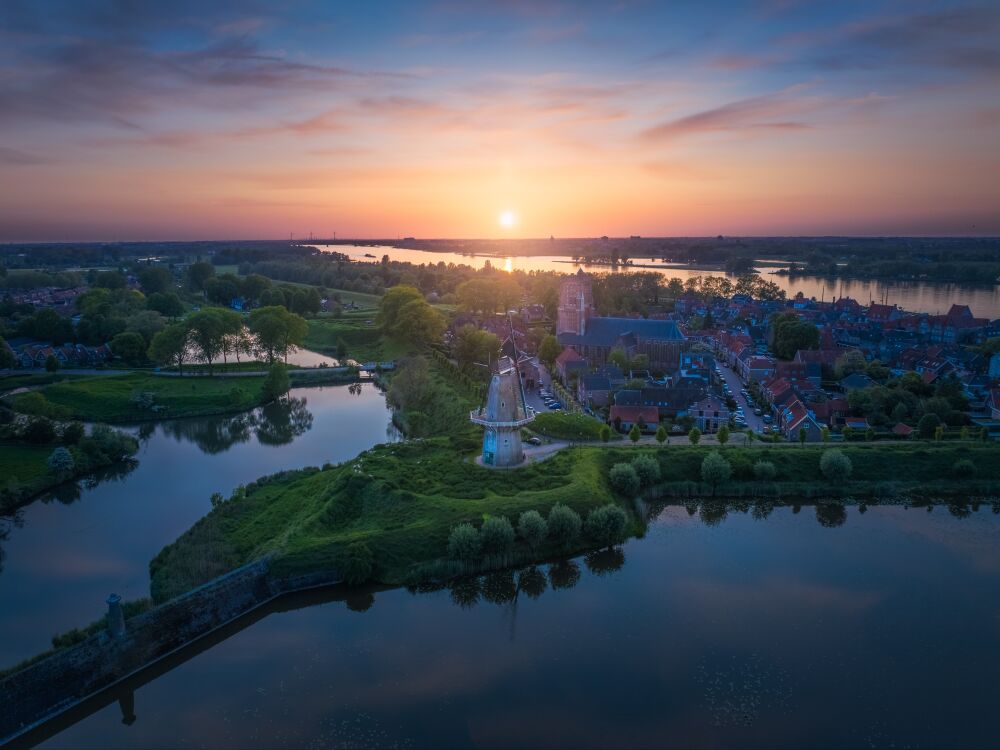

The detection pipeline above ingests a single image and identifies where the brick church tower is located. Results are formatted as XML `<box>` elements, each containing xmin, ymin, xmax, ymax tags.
<box><xmin>557</xmin><ymin>269</ymin><xmax>595</xmax><ymax>336</ymax></box>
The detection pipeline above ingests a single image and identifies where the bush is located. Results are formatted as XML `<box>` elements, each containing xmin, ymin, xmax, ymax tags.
<box><xmin>952</xmin><ymin>459</ymin><xmax>976</xmax><ymax>478</ymax></box>
<box><xmin>609</xmin><ymin>462</ymin><xmax>641</xmax><ymax>496</ymax></box>
<box><xmin>480</xmin><ymin>516</ymin><xmax>516</xmax><ymax>555</ymax></box>
<box><xmin>753</xmin><ymin>460</ymin><xmax>776</xmax><ymax>481</ymax></box>
<box><xmin>547</xmin><ymin>503</ymin><xmax>581</xmax><ymax>546</ymax></box>
<box><xmin>13</xmin><ymin>392</ymin><xmax>58</xmax><ymax>418</ymax></box>
<box><xmin>917</xmin><ymin>413</ymin><xmax>940</xmax><ymax>439</ymax></box>
<box><xmin>655</xmin><ymin>425</ymin><xmax>667</xmax><ymax>444</ymax></box>
<box><xmin>628</xmin><ymin>424</ymin><xmax>641</xmax><ymax>443</ymax></box>
<box><xmin>447</xmin><ymin>523</ymin><xmax>481</xmax><ymax>561</ymax></box>
<box><xmin>700</xmin><ymin>451</ymin><xmax>731</xmax><ymax>490</ymax></box>
<box><xmin>61</xmin><ymin>421</ymin><xmax>86</xmax><ymax>444</ymax></box>
<box><xmin>22</xmin><ymin>417</ymin><xmax>56</xmax><ymax>444</ymax></box>
<box><xmin>47</xmin><ymin>446</ymin><xmax>75</xmax><ymax>477</ymax></box>
<box><xmin>586</xmin><ymin>504</ymin><xmax>628</xmax><ymax>546</ymax></box>
<box><xmin>262</xmin><ymin>363</ymin><xmax>290</xmax><ymax>402</ymax></box>
<box><xmin>517</xmin><ymin>510</ymin><xmax>547</xmax><ymax>550</ymax></box>
<box><xmin>688</xmin><ymin>427</ymin><xmax>701</xmax><ymax>445</ymax></box>
<box><xmin>340</xmin><ymin>541</ymin><xmax>374</xmax><ymax>585</ymax></box>
<box><xmin>820</xmin><ymin>449</ymin><xmax>853</xmax><ymax>482</ymax></box>
<box><xmin>600</xmin><ymin>424</ymin><xmax>611</xmax><ymax>443</ymax></box>
<box><xmin>631</xmin><ymin>454</ymin><xmax>660</xmax><ymax>487</ymax></box>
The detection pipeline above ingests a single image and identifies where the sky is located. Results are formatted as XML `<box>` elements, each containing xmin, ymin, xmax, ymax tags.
<box><xmin>1</xmin><ymin>0</ymin><xmax>999</xmax><ymax>241</ymax></box>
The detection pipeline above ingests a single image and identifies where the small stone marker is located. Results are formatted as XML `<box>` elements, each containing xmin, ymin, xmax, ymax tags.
<box><xmin>106</xmin><ymin>593</ymin><xmax>126</xmax><ymax>640</ymax></box>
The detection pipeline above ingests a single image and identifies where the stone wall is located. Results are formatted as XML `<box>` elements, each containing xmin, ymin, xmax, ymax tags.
<box><xmin>0</xmin><ymin>559</ymin><xmax>342</xmax><ymax>744</ymax></box>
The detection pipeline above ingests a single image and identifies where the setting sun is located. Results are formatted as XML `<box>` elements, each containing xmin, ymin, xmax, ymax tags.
<box><xmin>498</xmin><ymin>210</ymin><xmax>517</xmax><ymax>229</ymax></box>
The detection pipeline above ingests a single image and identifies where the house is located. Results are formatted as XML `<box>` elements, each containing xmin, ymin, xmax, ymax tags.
<box><xmin>839</xmin><ymin>371</ymin><xmax>875</xmax><ymax>391</ymax></box>
<box><xmin>609</xmin><ymin>405</ymin><xmax>659</xmax><ymax>433</ymax></box>
<box><xmin>892</xmin><ymin>422</ymin><xmax>914</xmax><ymax>438</ymax></box>
<box><xmin>780</xmin><ymin>399</ymin><xmax>824</xmax><ymax>441</ymax></box>
<box><xmin>519</xmin><ymin>359</ymin><xmax>540</xmax><ymax>390</ymax></box>
<box><xmin>554</xmin><ymin>347</ymin><xmax>588</xmax><ymax>385</ymax></box>
<box><xmin>689</xmin><ymin>395</ymin><xmax>730</xmax><ymax>433</ymax></box>
<box><xmin>844</xmin><ymin>417</ymin><xmax>869</xmax><ymax>431</ymax></box>
<box><xmin>988</xmin><ymin>389</ymin><xmax>1000</xmax><ymax>420</ymax></box>
<box><xmin>578</xmin><ymin>374</ymin><xmax>612</xmax><ymax>407</ymax></box>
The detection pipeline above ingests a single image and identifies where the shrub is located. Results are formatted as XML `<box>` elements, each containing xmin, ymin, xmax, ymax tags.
<box><xmin>753</xmin><ymin>460</ymin><xmax>776</xmax><ymax>481</ymax></box>
<box><xmin>517</xmin><ymin>510</ymin><xmax>548</xmax><ymax>550</ymax></box>
<box><xmin>600</xmin><ymin>424</ymin><xmax>611</xmax><ymax>443</ymax></box>
<box><xmin>917</xmin><ymin>413</ymin><xmax>940</xmax><ymax>439</ymax></box>
<box><xmin>585</xmin><ymin>504</ymin><xmax>628</xmax><ymax>546</ymax></box>
<box><xmin>13</xmin><ymin>392</ymin><xmax>57</xmax><ymax>418</ymax></box>
<box><xmin>547</xmin><ymin>503</ymin><xmax>581</xmax><ymax>546</ymax></box>
<box><xmin>820</xmin><ymin>449</ymin><xmax>852</xmax><ymax>482</ymax></box>
<box><xmin>61</xmin><ymin>421</ymin><xmax>86</xmax><ymax>444</ymax></box>
<box><xmin>628</xmin><ymin>424</ymin><xmax>641</xmax><ymax>443</ymax></box>
<box><xmin>340</xmin><ymin>541</ymin><xmax>374</xmax><ymax>585</ymax></box>
<box><xmin>655</xmin><ymin>425</ymin><xmax>667</xmax><ymax>445</ymax></box>
<box><xmin>700</xmin><ymin>451</ymin><xmax>731</xmax><ymax>490</ymax></box>
<box><xmin>480</xmin><ymin>516</ymin><xmax>515</xmax><ymax>555</ymax></box>
<box><xmin>688</xmin><ymin>427</ymin><xmax>701</xmax><ymax>445</ymax></box>
<box><xmin>609</xmin><ymin>462</ymin><xmax>641</xmax><ymax>496</ymax></box>
<box><xmin>952</xmin><ymin>459</ymin><xmax>976</xmax><ymax>478</ymax></box>
<box><xmin>631</xmin><ymin>454</ymin><xmax>660</xmax><ymax>487</ymax></box>
<box><xmin>262</xmin><ymin>363</ymin><xmax>290</xmax><ymax>402</ymax></box>
<box><xmin>47</xmin><ymin>446</ymin><xmax>75</xmax><ymax>477</ymax></box>
<box><xmin>447</xmin><ymin>523</ymin><xmax>481</xmax><ymax>561</ymax></box>
<box><xmin>22</xmin><ymin>417</ymin><xmax>56</xmax><ymax>444</ymax></box>
<box><xmin>717</xmin><ymin>424</ymin><xmax>730</xmax><ymax>447</ymax></box>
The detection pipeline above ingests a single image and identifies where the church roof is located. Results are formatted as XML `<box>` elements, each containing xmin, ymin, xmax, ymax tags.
<box><xmin>556</xmin><ymin>316</ymin><xmax>685</xmax><ymax>347</ymax></box>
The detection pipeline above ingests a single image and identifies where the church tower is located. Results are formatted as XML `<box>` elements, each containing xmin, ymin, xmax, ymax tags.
<box><xmin>557</xmin><ymin>269</ymin><xmax>595</xmax><ymax>336</ymax></box>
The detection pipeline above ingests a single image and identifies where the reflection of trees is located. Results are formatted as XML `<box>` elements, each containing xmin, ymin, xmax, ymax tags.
<box><xmin>0</xmin><ymin>510</ymin><xmax>24</xmax><ymax>575</ymax></box>
<box><xmin>699</xmin><ymin>501</ymin><xmax>729</xmax><ymax>527</ymax></box>
<box><xmin>449</xmin><ymin>577</ymin><xmax>480</xmax><ymax>608</ymax></box>
<box><xmin>548</xmin><ymin>559</ymin><xmax>582</xmax><ymax>590</ymax></box>
<box><xmin>345</xmin><ymin>591</ymin><xmax>374</xmax><ymax>612</ymax></box>
<box><xmin>947</xmin><ymin>503</ymin><xmax>971</xmax><ymax>518</ymax></box>
<box><xmin>481</xmin><ymin>571</ymin><xmax>517</xmax><ymax>604</ymax></box>
<box><xmin>255</xmin><ymin>397</ymin><xmax>313</xmax><ymax>446</ymax></box>
<box><xmin>815</xmin><ymin>503</ymin><xmax>847</xmax><ymax>528</ymax></box>
<box><xmin>584</xmin><ymin>547</ymin><xmax>625</xmax><ymax>576</ymax></box>
<box><xmin>517</xmin><ymin>566</ymin><xmax>547</xmax><ymax>599</ymax></box>
<box><xmin>157</xmin><ymin>398</ymin><xmax>313</xmax><ymax>452</ymax></box>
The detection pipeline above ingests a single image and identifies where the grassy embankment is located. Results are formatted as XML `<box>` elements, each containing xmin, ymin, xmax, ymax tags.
<box><xmin>25</xmin><ymin>372</ymin><xmax>267</xmax><ymax>422</ymax></box>
<box><xmin>304</xmin><ymin>311</ymin><xmax>404</xmax><ymax>363</ymax></box>
<box><xmin>149</xmin><ymin>439</ymin><xmax>1000</xmax><ymax>601</ymax></box>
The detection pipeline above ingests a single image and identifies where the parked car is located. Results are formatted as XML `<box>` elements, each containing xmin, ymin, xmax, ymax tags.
<box><xmin>527</xmin><ymin>436</ymin><xmax>542</xmax><ymax>445</ymax></box>
<box><xmin>762</xmin><ymin>414</ymin><xmax>773</xmax><ymax>424</ymax></box>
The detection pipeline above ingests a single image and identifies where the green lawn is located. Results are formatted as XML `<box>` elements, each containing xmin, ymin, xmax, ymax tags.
<box><xmin>34</xmin><ymin>372</ymin><xmax>265</xmax><ymax>422</ymax></box>
<box><xmin>0</xmin><ymin>444</ymin><xmax>53</xmax><ymax>487</ymax></box>
<box><xmin>0</xmin><ymin>373</ymin><xmax>83</xmax><ymax>394</ymax></box>
<box><xmin>304</xmin><ymin>314</ymin><xmax>407</xmax><ymax>362</ymax></box>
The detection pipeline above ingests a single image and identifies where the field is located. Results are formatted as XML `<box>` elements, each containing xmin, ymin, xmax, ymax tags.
<box><xmin>304</xmin><ymin>313</ymin><xmax>405</xmax><ymax>362</ymax></box>
<box><xmin>530</xmin><ymin>412</ymin><xmax>611</xmax><ymax>441</ymax></box>
<box><xmin>0</xmin><ymin>444</ymin><xmax>54</xmax><ymax>489</ymax></box>
<box><xmin>32</xmin><ymin>372</ymin><xmax>266</xmax><ymax>422</ymax></box>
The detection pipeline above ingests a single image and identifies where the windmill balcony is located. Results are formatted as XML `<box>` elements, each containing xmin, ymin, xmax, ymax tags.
<box><xmin>469</xmin><ymin>408</ymin><xmax>536</xmax><ymax>428</ymax></box>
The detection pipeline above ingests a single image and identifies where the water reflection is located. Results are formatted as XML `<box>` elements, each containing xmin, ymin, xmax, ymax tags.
<box><xmin>156</xmin><ymin>397</ymin><xmax>313</xmax><ymax>453</ymax></box>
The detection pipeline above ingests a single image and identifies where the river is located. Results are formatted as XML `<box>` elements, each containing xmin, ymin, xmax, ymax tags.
<box><xmin>28</xmin><ymin>502</ymin><xmax>1000</xmax><ymax>749</ymax></box>
<box><xmin>308</xmin><ymin>244</ymin><xmax>1000</xmax><ymax>320</ymax></box>
<box><xmin>0</xmin><ymin>382</ymin><xmax>397</xmax><ymax>668</ymax></box>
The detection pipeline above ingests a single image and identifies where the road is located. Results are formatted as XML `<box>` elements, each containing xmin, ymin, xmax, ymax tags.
<box><xmin>714</xmin><ymin>359</ymin><xmax>767</xmax><ymax>434</ymax></box>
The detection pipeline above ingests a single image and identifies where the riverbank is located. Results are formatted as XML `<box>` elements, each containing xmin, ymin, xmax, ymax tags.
<box><xmin>147</xmin><ymin>440</ymin><xmax>1000</xmax><ymax>603</ymax></box>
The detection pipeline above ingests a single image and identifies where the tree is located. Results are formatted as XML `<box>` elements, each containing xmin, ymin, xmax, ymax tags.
<box><xmin>0</xmin><ymin>335</ymin><xmax>16</xmax><ymax>369</ymax></box>
<box><xmin>934</xmin><ymin>424</ymin><xmax>945</xmax><ymax>442</ymax></box>
<box><xmin>339</xmin><ymin>542</ymin><xmax>374</xmax><ymax>586</ymax></box>
<box><xmin>110</xmin><ymin>331</ymin><xmax>148</xmax><ymax>366</ymax></box>
<box><xmin>917</xmin><ymin>414</ymin><xmax>941</xmax><ymax>440</ymax></box>
<box><xmin>138</xmin><ymin>267</ymin><xmax>173</xmax><ymax>294</ymax></box>
<box><xmin>600</xmin><ymin>424</ymin><xmax>611</xmax><ymax>443</ymax></box>
<box><xmin>952</xmin><ymin>459</ymin><xmax>976</xmax><ymax>478</ymax></box>
<box><xmin>453</xmin><ymin>325</ymin><xmax>500</xmax><ymax>374</ymax></box>
<box><xmin>820</xmin><ymin>449</ymin><xmax>852</xmax><ymax>482</ymax></box>
<box><xmin>262</xmin><ymin>363</ymin><xmax>290</xmax><ymax>402</ymax></box>
<box><xmin>249</xmin><ymin>306</ymin><xmax>307</xmax><ymax>364</ymax></box>
<box><xmin>215</xmin><ymin>309</ymin><xmax>244</xmax><ymax>368</ymax></box>
<box><xmin>655</xmin><ymin>425</ymin><xmax>667</xmax><ymax>445</ymax></box>
<box><xmin>609</xmin><ymin>462</ymin><xmax>641</xmax><ymax>495</ymax></box>
<box><xmin>22</xmin><ymin>417</ymin><xmax>56</xmax><ymax>444</ymax></box>
<box><xmin>842</xmin><ymin>425</ymin><xmax>855</xmax><ymax>441</ymax></box>
<box><xmin>62</xmin><ymin>421</ymin><xmax>85</xmax><ymax>444</ymax></box>
<box><xmin>821</xmin><ymin>426</ymin><xmax>830</xmax><ymax>443</ymax></box>
<box><xmin>538</xmin><ymin>335</ymin><xmax>561</xmax><ymax>372</ymax></box>
<box><xmin>753</xmin><ymin>460</ymin><xmax>776</xmax><ymax>480</ymax></box>
<box><xmin>186</xmin><ymin>309</ymin><xmax>229</xmax><ymax>374</ymax></box>
<box><xmin>517</xmin><ymin>510</ymin><xmax>547</xmax><ymax>551</ymax></box>
<box><xmin>448</xmin><ymin>523</ymin><xmax>481</xmax><ymax>561</ymax></box>
<box><xmin>864</xmin><ymin>426</ymin><xmax>875</xmax><ymax>442</ymax></box>
<box><xmin>148</xmin><ymin>323</ymin><xmax>190</xmax><ymax>375</ymax></box>
<box><xmin>631</xmin><ymin>454</ymin><xmax>660</xmax><ymax>486</ymax></box>
<box><xmin>798</xmin><ymin>427</ymin><xmax>807</xmax><ymax>446</ymax></box>
<box><xmin>585</xmin><ymin>504</ymin><xmax>628</xmax><ymax>547</ymax></box>
<box><xmin>146</xmin><ymin>292</ymin><xmax>184</xmax><ymax>319</ymax></box>
<box><xmin>608</xmin><ymin>348</ymin><xmax>629</xmax><ymax>370</ymax></box>
<box><xmin>629</xmin><ymin>424</ymin><xmax>641</xmax><ymax>444</ymax></box>
<box><xmin>960</xmin><ymin>426</ymin><xmax>970</xmax><ymax>441</ymax></box>
<box><xmin>700</xmin><ymin>451</ymin><xmax>732</xmax><ymax>493</ymax></box>
<box><xmin>688</xmin><ymin>427</ymin><xmax>701</xmax><ymax>445</ymax></box>
<box><xmin>770</xmin><ymin>313</ymin><xmax>819</xmax><ymax>360</ymax></box>
<box><xmin>547</xmin><ymin>503</ymin><xmax>581</xmax><ymax>547</ymax></box>
<box><xmin>480</xmin><ymin>516</ymin><xmax>515</xmax><ymax>556</ymax></box>
<box><xmin>186</xmin><ymin>261</ymin><xmax>215</xmax><ymax>293</ymax></box>
<box><xmin>47</xmin><ymin>446</ymin><xmax>75</xmax><ymax>478</ymax></box>
<box><xmin>44</xmin><ymin>354</ymin><xmax>59</xmax><ymax>372</ymax></box>
<box><xmin>717</xmin><ymin>424</ymin><xmax>730</xmax><ymax>447</ymax></box>
<box><xmin>126</xmin><ymin>310</ymin><xmax>166</xmax><ymax>344</ymax></box>
<box><xmin>376</xmin><ymin>285</ymin><xmax>424</xmax><ymax>332</ymax></box>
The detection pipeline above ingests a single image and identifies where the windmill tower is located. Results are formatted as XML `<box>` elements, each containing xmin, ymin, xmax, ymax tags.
<box><xmin>470</xmin><ymin>315</ymin><xmax>535</xmax><ymax>466</ymax></box>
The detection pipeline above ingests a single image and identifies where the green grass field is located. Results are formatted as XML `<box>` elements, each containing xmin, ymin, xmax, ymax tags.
<box><xmin>0</xmin><ymin>444</ymin><xmax>53</xmax><ymax>487</ymax></box>
<box><xmin>34</xmin><ymin>372</ymin><xmax>266</xmax><ymax>422</ymax></box>
<box><xmin>304</xmin><ymin>314</ymin><xmax>410</xmax><ymax>362</ymax></box>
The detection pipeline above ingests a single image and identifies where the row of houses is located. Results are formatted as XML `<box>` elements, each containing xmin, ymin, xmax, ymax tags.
<box><xmin>4</xmin><ymin>340</ymin><xmax>112</xmax><ymax>369</ymax></box>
